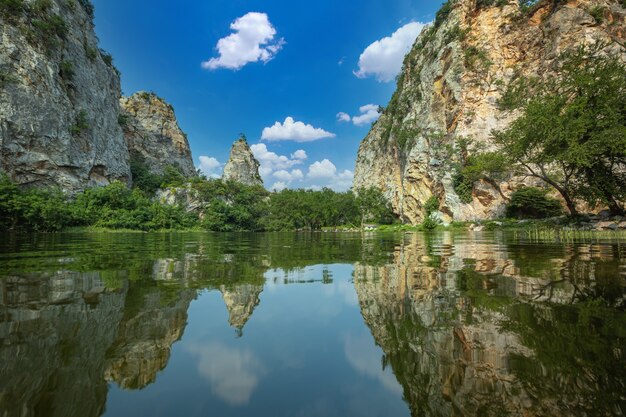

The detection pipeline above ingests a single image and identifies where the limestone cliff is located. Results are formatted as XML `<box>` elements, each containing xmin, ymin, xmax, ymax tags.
<box><xmin>222</xmin><ymin>136</ymin><xmax>263</xmax><ymax>186</ymax></box>
<box><xmin>354</xmin><ymin>0</ymin><xmax>626</xmax><ymax>223</ymax></box>
<box><xmin>120</xmin><ymin>92</ymin><xmax>196</xmax><ymax>178</ymax></box>
<box><xmin>0</xmin><ymin>0</ymin><xmax>131</xmax><ymax>191</ymax></box>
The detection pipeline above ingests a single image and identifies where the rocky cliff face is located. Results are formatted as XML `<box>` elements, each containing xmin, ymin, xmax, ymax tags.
<box><xmin>222</xmin><ymin>136</ymin><xmax>263</xmax><ymax>186</ymax></box>
<box><xmin>120</xmin><ymin>92</ymin><xmax>196</xmax><ymax>178</ymax></box>
<box><xmin>354</xmin><ymin>0</ymin><xmax>626</xmax><ymax>223</ymax></box>
<box><xmin>0</xmin><ymin>0</ymin><xmax>131</xmax><ymax>192</ymax></box>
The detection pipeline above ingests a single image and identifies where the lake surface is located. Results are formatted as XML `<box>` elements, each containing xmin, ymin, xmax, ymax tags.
<box><xmin>0</xmin><ymin>231</ymin><xmax>625</xmax><ymax>417</ymax></box>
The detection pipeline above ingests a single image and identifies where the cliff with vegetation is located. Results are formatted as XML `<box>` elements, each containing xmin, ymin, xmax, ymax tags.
<box><xmin>0</xmin><ymin>0</ymin><xmax>131</xmax><ymax>192</ymax></box>
<box><xmin>354</xmin><ymin>0</ymin><xmax>626</xmax><ymax>224</ymax></box>
<box><xmin>120</xmin><ymin>92</ymin><xmax>196</xmax><ymax>178</ymax></box>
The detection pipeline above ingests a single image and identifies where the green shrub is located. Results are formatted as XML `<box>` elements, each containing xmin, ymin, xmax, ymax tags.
<box><xmin>84</xmin><ymin>44</ymin><xmax>98</xmax><ymax>61</ymax></box>
<box><xmin>588</xmin><ymin>6</ymin><xmax>605</xmax><ymax>24</ymax></box>
<box><xmin>59</xmin><ymin>60</ymin><xmax>74</xmax><ymax>81</ymax></box>
<box><xmin>100</xmin><ymin>49</ymin><xmax>114</xmax><ymax>66</ymax></box>
<box><xmin>0</xmin><ymin>70</ymin><xmax>18</xmax><ymax>87</ymax></box>
<box><xmin>434</xmin><ymin>0</ymin><xmax>454</xmax><ymax>29</ymax></box>
<box><xmin>129</xmin><ymin>155</ymin><xmax>162</xmax><ymax>195</ymax></box>
<box><xmin>77</xmin><ymin>0</ymin><xmax>94</xmax><ymax>19</ymax></box>
<box><xmin>70</xmin><ymin>110</ymin><xmax>89</xmax><ymax>136</ymax></box>
<box><xmin>0</xmin><ymin>0</ymin><xmax>25</xmax><ymax>19</ymax></box>
<box><xmin>424</xmin><ymin>196</ymin><xmax>439</xmax><ymax>215</ymax></box>
<box><xmin>505</xmin><ymin>187</ymin><xmax>563</xmax><ymax>219</ymax></box>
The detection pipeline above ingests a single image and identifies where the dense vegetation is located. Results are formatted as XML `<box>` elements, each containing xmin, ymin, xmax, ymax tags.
<box><xmin>0</xmin><ymin>174</ymin><xmax>395</xmax><ymax>233</ymax></box>
<box><xmin>505</xmin><ymin>187</ymin><xmax>563</xmax><ymax>219</ymax></box>
<box><xmin>493</xmin><ymin>47</ymin><xmax>626</xmax><ymax>216</ymax></box>
<box><xmin>457</xmin><ymin>47</ymin><xmax>626</xmax><ymax>216</ymax></box>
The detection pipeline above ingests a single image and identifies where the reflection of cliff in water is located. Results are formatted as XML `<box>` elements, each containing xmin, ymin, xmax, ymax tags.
<box><xmin>0</xmin><ymin>252</ymin><xmax>270</xmax><ymax>417</ymax></box>
<box><xmin>354</xmin><ymin>233</ymin><xmax>626</xmax><ymax>417</ymax></box>
<box><xmin>0</xmin><ymin>271</ymin><xmax>127</xmax><ymax>417</ymax></box>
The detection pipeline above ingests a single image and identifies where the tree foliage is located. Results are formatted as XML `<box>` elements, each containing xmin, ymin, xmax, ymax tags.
<box><xmin>492</xmin><ymin>46</ymin><xmax>626</xmax><ymax>215</ymax></box>
<box><xmin>0</xmin><ymin>174</ymin><xmax>396</xmax><ymax>233</ymax></box>
<box><xmin>505</xmin><ymin>187</ymin><xmax>563</xmax><ymax>219</ymax></box>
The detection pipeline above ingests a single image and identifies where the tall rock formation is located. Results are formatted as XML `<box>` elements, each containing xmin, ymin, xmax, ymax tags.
<box><xmin>354</xmin><ymin>0</ymin><xmax>626</xmax><ymax>223</ymax></box>
<box><xmin>0</xmin><ymin>0</ymin><xmax>131</xmax><ymax>191</ymax></box>
<box><xmin>222</xmin><ymin>136</ymin><xmax>263</xmax><ymax>186</ymax></box>
<box><xmin>120</xmin><ymin>92</ymin><xmax>196</xmax><ymax>178</ymax></box>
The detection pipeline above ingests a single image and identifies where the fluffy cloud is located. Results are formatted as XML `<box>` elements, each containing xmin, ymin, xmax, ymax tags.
<box><xmin>273</xmin><ymin>169</ymin><xmax>304</xmax><ymax>182</ymax></box>
<box><xmin>352</xmin><ymin>104</ymin><xmax>381</xmax><ymax>126</ymax></box>
<box><xmin>354</xmin><ymin>22</ymin><xmax>426</xmax><ymax>82</ymax></box>
<box><xmin>270</xmin><ymin>181</ymin><xmax>288</xmax><ymax>192</ymax></box>
<box><xmin>336</xmin><ymin>112</ymin><xmax>351</xmax><ymax>123</ymax></box>
<box><xmin>261</xmin><ymin>117</ymin><xmax>336</xmax><ymax>142</ymax></box>
<box><xmin>308</xmin><ymin>159</ymin><xmax>337</xmax><ymax>179</ymax></box>
<box><xmin>198</xmin><ymin>156</ymin><xmax>223</xmax><ymax>178</ymax></box>
<box><xmin>291</xmin><ymin>150</ymin><xmax>308</xmax><ymax>160</ymax></box>
<box><xmin>307</xmin><ymin>159</ymin><xmax>354</xmax><ymax>191</ymax></box>
<box><xmin>337</xmin><ymin>104</ymin><xmax>380</xmax><ymax>126</ymax></box>
<box><xmin>202</xmin><ymin>12</ymin><xmax>285</xmax><ymax>70</ymax></box>
<box><xmin>250</xmin><ymin>143</ymin><xmax>306</xmax><ymax>178</ymax></box>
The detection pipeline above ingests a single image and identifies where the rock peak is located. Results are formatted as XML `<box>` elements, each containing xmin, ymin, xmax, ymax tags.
<box><xmin>120</xmin><ymin>92</ymin><xmax>196</xmax><ymax>178</ymax></box>
<box><xmin>222</xmin><ymin>137</ymin><xmax>263</xmax><ymax>187</ymax></box>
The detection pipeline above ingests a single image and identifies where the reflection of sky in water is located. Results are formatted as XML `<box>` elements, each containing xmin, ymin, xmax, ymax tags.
<box><xmin>104</xmin><ymin>263</ymin><xmax>410</xmax><ymax>417</ymax></box>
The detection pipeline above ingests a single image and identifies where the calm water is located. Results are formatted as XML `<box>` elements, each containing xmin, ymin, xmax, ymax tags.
<box><xmin>0</xmin><ymin>232</ymin><xmax>625</xmax><ymax>417</ymax></box>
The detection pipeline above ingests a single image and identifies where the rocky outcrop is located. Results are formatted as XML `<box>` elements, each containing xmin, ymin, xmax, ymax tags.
<box><xmin>120</xmin><ymin>92</ymin><xmax>196</xmax><ymax>178</ymax></box>
<box><xmin>354</xmin><ymin>0</ymin><xmax>626</xmax><ymax>223</ymax></box>
<box><xmin>222</xmin><ymin>136</ymin><xmax>263</xmax><ymax>186</ymax></box>
<box><xmin>0</xmin><ymin>0</ymin><xmax>131</xmax><ymax>192</ymax></box>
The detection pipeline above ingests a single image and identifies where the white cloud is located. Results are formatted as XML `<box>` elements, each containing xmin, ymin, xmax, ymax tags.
<box><xmin>336</xmin><ymin>112</ymin><xmax>351</xmax><ymax>123</ymax></box>
<box><xmin>308</xmin><ymin>159</ymin><xmax>337</xmax><ymax>179</ymax></box>
<box><xmin>354</xmin><ymin>21</ymin><xmax>426</xmax><ymax>82</ymax></box>
<box><xmin>338</xmin><ymin>104</ymin><xmax>381</xmax><ymax>126</ymax></box>
<box><xmin>270</xmin><ymin>181</ymin><xmax>288</xmax><ymax>192</ymax></box>
<box><xmin>202</xmin><ymin>12</ymin><xmax>285</xmax><ymax>70</ymax></box>
<box><xmin>306</xmin><ymin>159</ymin><xmax>354</xmax><ymax>191</ymax></box>
<box><xmin>273</xmin><ymin>169</ymin><xmax>304</xmax><ymax>182</ymax></box>
<box><xmin>198</xmin><ymin>156</ymin><xmax>223</xmax><ymax>178</ymax></box>
<box><xmin>261</xmin><ymin>117</ymin><xmax>335</xmax><ymax>142</ymax></box>
<box><xmin>186</xmin><ymin>343</ymin><xmax>267</xmax><ymax>406</ymax></box>
<box><xmin>250</xmin><ymin>143</ymin><xmax>304</xmax><ymax>177</ymax></box>
<box><xmin>352</xmin><ymin>104</ymin><xmax>381</xmax><ymax>126</ymax></box>
<box><xmin>291</xmin><ymin>150</ymin><xmax>308</xmax><ymax>160</ymax></box>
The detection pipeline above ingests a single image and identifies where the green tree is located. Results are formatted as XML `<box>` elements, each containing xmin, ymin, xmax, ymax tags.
<box><xmin>493</xmin><ymin>46</ymin><xmax>626</xmax><ymax>215</ymax></box>
<box><xmin>355</xmin><ymin>187</ymin><xmax>395</xmax><ymax>226</ymax></box>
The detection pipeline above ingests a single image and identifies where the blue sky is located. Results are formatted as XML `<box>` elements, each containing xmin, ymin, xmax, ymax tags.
<box><xmin>92</xmin><ymin>0</ymin><xmax>444</xmax><ymax>190</ymax></box>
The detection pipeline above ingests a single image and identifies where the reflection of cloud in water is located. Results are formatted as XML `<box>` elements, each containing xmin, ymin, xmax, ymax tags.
<box><xmin>186</xmin><ymin>343</ymin><xmax>267</xmax><ymax>405</ymax></box>
<box><xmin>343</xmin><ymin>333</ymin><xmax>403</xmax><ymax>395</ymax></box>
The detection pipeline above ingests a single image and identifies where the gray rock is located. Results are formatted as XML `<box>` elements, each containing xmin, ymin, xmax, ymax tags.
<box><xmin>120</xmin><ymin>92</ymin><xmax>196</xmax><ymax>178</ymax></box>
<box><xmin>222</xmin><ymin>136</ymin><xmax>263</xmax><ymax>187</ymax></box>
<box><xmin>0</xmin><ymin>0</ymin><xmax>131</xmax><ymax>192</ymax></box>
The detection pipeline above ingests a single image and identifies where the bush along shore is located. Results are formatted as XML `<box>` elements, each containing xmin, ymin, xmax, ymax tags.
<box><xmin>0</xmin><ymin>173</ymin><xmax>396</xmax><ymax>232</ymax></box>
<box><xmin>1</xmin><ymin>171</ymin><xmax>624</xmax><ymax>237</ymax></box>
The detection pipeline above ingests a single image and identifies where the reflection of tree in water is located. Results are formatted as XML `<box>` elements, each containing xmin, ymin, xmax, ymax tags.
<box><xmin>354</xmin><ymin>233</ymin><xmax>626</xmax><ymax>417</ymax></box>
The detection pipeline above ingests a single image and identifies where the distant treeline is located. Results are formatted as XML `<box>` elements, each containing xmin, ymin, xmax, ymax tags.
<box><xmin>0</xmin><ymin>173</ymin><xmax>396</xmax><ymax>232</ymax></box>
